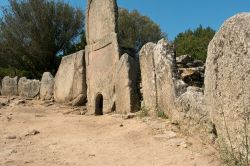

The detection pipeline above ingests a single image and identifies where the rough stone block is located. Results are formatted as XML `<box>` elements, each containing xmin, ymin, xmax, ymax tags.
<box><xmin>54</xmin><ymin>50</ymin><xmax>87</xmax><ymax>105</ymax></box>
<box><xmin>205</xmin><ymin>13</ymin><xmax>250</xmax><ymax>154</ymax></box>
<box><xmin>18</xmin><ymin>77</ymin><xmax>40</xmax><ymax>98</ymax></box>
<box><xmin>1</xmin><ymin>76</ymin><xmax>18</xmax><ymax>96</ymax></box>
<box><xmin>40</xmin><ymin>72</ymin><xmax>54</xmax><ymax>100</ymax></box>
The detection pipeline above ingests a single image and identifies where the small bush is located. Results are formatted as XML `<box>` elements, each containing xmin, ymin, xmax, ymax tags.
<box><xmin>156</xmin><ymin>109</ymin><xmax>168</xmax><ymax>119</ymax></box>
<box><xmin>0</xmin><ymin>67</ymin><xmax>37</xmax><ymax>78</ymax></box>
<box><xmin>218</xmin><ymin>137</ymin><xmax>248</xmax><ymax>166</ymax></box>
<box><xmin>138</xmin><ymin>106</ymin><xmax>150</xmax><ymax>118</ymax></box>
<box><xmin>218</xmin><ymin>108</ymin><xmax>249</xmax><ymax>166</ymax></box>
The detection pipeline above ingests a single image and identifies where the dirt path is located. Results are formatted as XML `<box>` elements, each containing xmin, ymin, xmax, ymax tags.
<box><xmin>0</xmin><ymin>99</ymin><xmax>220</xmax><ymax>166</ymax></box>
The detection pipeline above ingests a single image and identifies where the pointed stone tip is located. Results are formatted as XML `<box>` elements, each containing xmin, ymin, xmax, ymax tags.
<box><xmin>157</xmin><ymin>38</ymin><xmax>171</xmax><ymax>46</ymax></box>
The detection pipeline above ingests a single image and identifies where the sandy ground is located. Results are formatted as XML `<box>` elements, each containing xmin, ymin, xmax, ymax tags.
<box><xmin>0</xmin><ymin>98</ymin><xmax>220</xmax><ymax>166</ymax></box>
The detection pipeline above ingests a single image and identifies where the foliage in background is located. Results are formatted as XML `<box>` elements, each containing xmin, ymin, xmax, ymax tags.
<box><xmin>0</xmin><ymin>67</ymin><xmax>35</xmax><ymax>78</ymax></box>
<box><xmin>64</xmin><ymin>30</ymin><xmax>87</xmax><ymax>55</ymax></box>
<box><xmin>118</xmin><ymin>8</ymin><xmax>166</xmax><ymax>55</ymax></box>
<box><xmin>174</xmin><ymin>25</ymin><xmax>215</xmax><ymax>61</ymax></box>
<box><xmin>0</xmin><ymin>0</ymin><xmax>84</xmax><ymax>78</ymax></box>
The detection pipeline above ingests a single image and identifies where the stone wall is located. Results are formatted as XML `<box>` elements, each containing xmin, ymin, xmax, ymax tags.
<box><xmin>139</xmin><ymin>38</ymin><xmax>215</xmax><ymax>141</ymax></box>
<box><xmin>0</xmin><ymin>73</ymin><xmax>53</xmax><ymax>100</ymax></box>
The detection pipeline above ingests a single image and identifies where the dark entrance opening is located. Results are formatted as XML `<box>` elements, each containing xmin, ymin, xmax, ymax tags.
<box><xmin>95</xmin><ymin>94</ymin><xmax>103</xmax><ymax>115</ymax></box>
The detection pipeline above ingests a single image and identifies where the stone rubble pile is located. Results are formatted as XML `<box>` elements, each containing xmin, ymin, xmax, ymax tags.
<box><xmin>176</xmin><ymin>55</ymin><xmax>205</xmax><ymax>88</ymax></box>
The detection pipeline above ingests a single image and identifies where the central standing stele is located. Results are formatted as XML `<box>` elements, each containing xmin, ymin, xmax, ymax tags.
<box><xmin>85</xmin><ymin>0</ymin><xmax>139</xmax><ymax>115</ymax></box>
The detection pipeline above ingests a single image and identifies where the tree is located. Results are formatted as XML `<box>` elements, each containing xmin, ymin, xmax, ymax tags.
<box><xmin>118</xmin><ymin>8</ymin><xmax>166</xmax><ymax>55</ymax></box>
<box><xmin>64</xmin><ymin>30</ymin><xmax>86</xmax><ymax>55</ymax></box>
<box><xmin>174</xmin><ymin>25</ymin><xmax>215</xmax><ymax>61</ymax></box>
<box><xmin>74</xmin><ymin>8</ymin><xmax>166</xmax><ymax>56</ymax></box>
<box><xmin>0</xmin><ymin>0</ymin><xmax>84</xmax><ymax>77</ymax></box>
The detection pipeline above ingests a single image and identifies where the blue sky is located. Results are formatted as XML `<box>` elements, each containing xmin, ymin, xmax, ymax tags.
<box><xmin>1</xmin><ymin>0</ymin><xmax>250</xmax><ymax>40</ymax></box>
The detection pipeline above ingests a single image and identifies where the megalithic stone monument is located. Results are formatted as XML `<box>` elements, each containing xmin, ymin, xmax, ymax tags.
<box><xmin>85</xmin><ymin>0</ymin><xmax>139</xmax><ymax>115</ymax></box>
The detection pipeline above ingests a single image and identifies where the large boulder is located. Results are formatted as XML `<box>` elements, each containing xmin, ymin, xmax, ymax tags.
<box><xmin>115</xmin><ymin>53</ymin><xmax>140</xmax><ymax>114</ymax></box>
<box><xmin>205</xmin><ymin>13</ymin><xmax>250</xmax><ymax>155</ymax></box>
<box><xmin>1</xmin><ymin>76</ymin><xmax>18</xmax><ymax>96</ymax></box>
<box><xmin>18</xmin><ymin>77</ymin><xmax>40</xmax><ymax>98</ymax></box>
<box><xmin>140</xmin><ymin>39</ymin><xmax>186</xmax><ymax>116</ymax></box>
<box><xmin>54</xmin><ymin>50</ymin><xmax>87</xmax><ymax>106</ymax></box>
<box><xmin>175</xmin><ymin>87</ymin><xmax>216</xmax><ymax>141</ymax></box>
<box><xmin>40</xmin><ymin>72</ymin><xmax>54</xmax><ymax>100</ymax></box>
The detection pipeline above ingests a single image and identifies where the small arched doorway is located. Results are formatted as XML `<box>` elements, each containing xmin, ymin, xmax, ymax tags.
<box><xmin>95</xmin><ymin>93</ymin><xmax>103</xmax><ymax>115</ymax></box>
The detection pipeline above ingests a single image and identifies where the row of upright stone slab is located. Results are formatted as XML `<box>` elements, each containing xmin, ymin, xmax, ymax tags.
<box><xmin>139</xmin><ymin>37</ymin><xmax>215</xmax><ymax>141</ymax></box>
<box><xmin>0</xmin><ymin>72</ymin><xmax>54</xmax><ymax>100</ymax></box>
<box><xmin>139</xmin><ymin>39</ymin><xmax>187</xmax><ymax>117</ymax></box>
<box><xmin>0</xmin><ymin>0</ymin><xmax>248</xmax><ymax>157</ymax></box>
<box><xmin>0</xmin><ymin>0</ymin><xmax>248</xmax><ymax>158</ymax></box>
<box><xmin>139</xmin><ymin>12</ymin><xmax>250</xmax><ymax>155</ymax></box>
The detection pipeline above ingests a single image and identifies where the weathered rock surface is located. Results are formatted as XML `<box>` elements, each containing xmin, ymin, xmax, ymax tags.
<box><xmin>1</xmin><ymin>76</ymin><xmax>18</xmax><ymax>96</ymax></box>
<box><xmin>139</xmin><ymin>42</ymin><xmax>157</xmax><ymax>112</ymax></box>
<box><xmin>154</xmin><ymin>39</ymin><xmax>179</xmax><ymax>116</ymax></box>
<box><xmin>176</xmin><ymin>55</ymin><xmax>194</xmax><ymax>67</ymax></box>
<box><xmin>86</xmin><ymin>0</ymin><xmax>128</xmax><ymax>114</ymax></box>
<box><xmin>205</xmin><ymin>13</ymin><xmax>250</xmax><ymax>153</ymax></box>
<box><xmin>18</xmin><ymin>77</ymin><xmax>40</xmax><ymax>98</ymax></box>
<box><xmin>40</xmin><ymin>72</ymin><xmax>54</xmax><ymax>100</ymax></box>
<box><xmin>179</xmin><ymin>67</ymin><xmax>204</xmax><ymax>87</ymax></box>
<box><xmin>115</xmin><ymin>53</ymin><xmax>140</xmax><ymax>114</ymax></box>
<box><xmin>176</xmin><ymin>54</ymin><xmax>205</xmax><ymax>87</ymax></box>
<box><xmin>175</xmin><ymin>86</ymin><xmax>216</xmax><ymax>141</ymax></box>
<box><xmin>140</xmin><ymin>39</ymin><xmax>186</xmax><ymax>116</ymax></box>
<box><xmin>54</xmin><ymin>50</ymin><xmax>87</xmax><ymax>105</ymax></box>
<box><xmin>0</xmin><ymin>98</ymin><xmax>9</xmax><ymax>106</ymax></box>
<box><xmin>86</xmin><ymin>0</ymin><xmax>118</xmax><ymax>45</ymax></box>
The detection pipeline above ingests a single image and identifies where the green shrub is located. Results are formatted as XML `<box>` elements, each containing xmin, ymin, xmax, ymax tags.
<box><xmin>0</xmin><ymin>68</ymin><xmax>37</xmax><ymax>79</ymax></box>
<box><xmin>156</xmin><ymin>109</ymin><xmax>168</xmax><ymax>119</ymax></box>
<box><xmin>218</xmin><ymin>137</ymin><xmax>249</xmax><ymax>166</ymax></box>
<box><xmin>138</xmin><ymin>105</ymin><xmax>150</xmax><ymax>118</ymax></box>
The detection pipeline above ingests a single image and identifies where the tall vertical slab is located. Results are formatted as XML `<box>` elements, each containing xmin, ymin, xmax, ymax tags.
<box><xmin>85</xmin><ymin>0</ymin><xmax>120</xmax><ymax>114</ymax></box>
